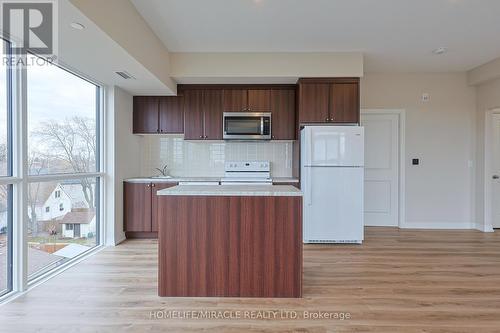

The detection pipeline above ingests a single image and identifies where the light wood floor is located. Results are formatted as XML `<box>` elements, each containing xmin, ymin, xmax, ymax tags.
<box><xmin>2</xmin><ymin>227</ymin><xmax>500</xmax><ymax>333</ymax></box>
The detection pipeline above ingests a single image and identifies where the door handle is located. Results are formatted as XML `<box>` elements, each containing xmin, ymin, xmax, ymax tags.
<box><xmin>493</xmin><ymin>175</ymin><xmax>500</xmax><ymax>180</ymax></box>
<box><xmin>306</xmin><ymin>168</ymin><xmax>313</xmax><ymax>206</ymax></box>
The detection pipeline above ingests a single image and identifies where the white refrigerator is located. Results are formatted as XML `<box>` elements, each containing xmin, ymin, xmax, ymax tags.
<box><xmin>301</xmin><ymin>126</ymin><xmax>364</xmax><ymax>244</ymax></box>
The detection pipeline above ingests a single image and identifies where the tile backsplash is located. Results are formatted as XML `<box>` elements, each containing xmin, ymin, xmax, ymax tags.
<box><xmin>141</xmin><ymin>136</ymin><xmax>295</xmax><ymax>178</ymax></box>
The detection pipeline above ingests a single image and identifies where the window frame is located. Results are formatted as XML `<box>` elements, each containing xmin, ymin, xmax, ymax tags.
<box><xmin>0</xmin><ymin>36</ymin><xmax>107</xmax><ymax>301</ymax></box>
<box><xmin>24</xmin><ymin>54</ymin><xmax>105</xmax><ymax>284</ymax></box>
<box><xmin>0</xmin><ymin>37</ymin><xmax>14</xmax><ymax>298</ymax></box>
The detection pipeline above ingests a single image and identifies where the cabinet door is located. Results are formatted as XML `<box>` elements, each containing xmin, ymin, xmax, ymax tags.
<box><xmin>298</xmin><ymin>83</ymin><xmax>329</xmax><ymax>123</ymax></box>
<box><xmin>124</xmin><ymin>182</ymin><xmax>152</xmax><ymax>232</ymax></box>
<box><xmin>271</xmin><ymin>89</ymin><xmax>296</xmax><ymax>140</ymax></box>
<box><xmin>183</xmin><ymin>90</ymin><xmax>205</xmax><ymax>140</ymax></box>
<box><xmin>223</xmin><ymin>89</ymin><xmax>248</xmax><ymax>112</ymax></box>
<box><xmin>203</xmin><ymin>89</ymin><xmax>223</xmax><ymax>140</ymax></box>
<box><xmin>151</xmin><ymin>182</ymin><xmax>178</xmax><ymax>232</ymax></box>
<box><xmin>329</xmin><ymin>82</ymin><xmax>359</xmax><ymax>123</ymax></box>
<box><xmin>159</xmin><ymin>96</ymin><xmax>184</xmax><ymax>133</ymax></box>
<box><xmin>133</xmin><ymin>97</ymin><xmax>159</xmax><ymax>133</ymax></box>
<box><xmin>248</xmin><ymin>89</ymin><xmax>271</xmax><ymax>111</ymax></box>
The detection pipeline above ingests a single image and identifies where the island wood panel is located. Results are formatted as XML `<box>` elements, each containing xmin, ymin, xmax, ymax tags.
<box><xmin>158</xmin><ymin>196</ymin><xmax>241</xmax><ymax>297</ymax></box>
<box><xmin>123</xmin><ymin>182</ymin><xmax>152</xmax><ymax>232</ymax></box>
<box><xmin>158</xmin><ymin>195</ymin><xmax>302</xmax><ymax>297</ymax></box>
<box><xmin>151</xmin><ymin>182</ymin><xmax>177</xmax><ymax>232</ymax></box>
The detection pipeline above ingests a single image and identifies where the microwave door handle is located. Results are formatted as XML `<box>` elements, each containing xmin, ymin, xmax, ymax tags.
<box><xmin>260</xmin><ymin>117</ymin><xmax>264</xmax><ymax>135</ymax></box>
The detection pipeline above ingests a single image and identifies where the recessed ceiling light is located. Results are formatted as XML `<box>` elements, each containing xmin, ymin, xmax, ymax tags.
<box><xmin>432</xmin><ymin>47</ymin><xmax>447</xmax><ymax>55</ymax></box>
<box><xmin>70</xmin><ymin>22</ymin><xmax>85</xmax><ymax>30</ymax></box>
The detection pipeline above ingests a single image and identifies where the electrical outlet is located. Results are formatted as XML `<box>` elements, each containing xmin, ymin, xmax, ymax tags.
<box><xmin>422</xmin><ymin>93</ymin><xmax>430</xmax><ymax>102</ymax></box>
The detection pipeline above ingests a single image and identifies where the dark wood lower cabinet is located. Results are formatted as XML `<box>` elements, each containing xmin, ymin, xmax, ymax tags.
<box><xmin>124</xmin><ymin>181</ymin><xmax>177</xmax><ymax>238</ymax></box>
<box><xmin>124</xmin><ymin>182</ymin><xmax>152</xmax><ymax>232</ymax></box>
<box><xmin>158</xmin><ymin>195</ymin><xmax>302</xmax><ymax>298</ymax></box>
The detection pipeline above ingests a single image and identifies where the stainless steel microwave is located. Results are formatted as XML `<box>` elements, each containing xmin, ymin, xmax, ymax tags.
<box><xmin>223</xmin><ymin>112</ymin><xmax>271</xmax><ymax>140</ymax></box>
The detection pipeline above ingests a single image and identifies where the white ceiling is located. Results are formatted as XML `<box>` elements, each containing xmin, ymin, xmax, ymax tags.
<box><xmin>131</xmin><ymin>0</ymin><xmax>500</xmax><ymax>72</ymax></box>
<box><xmin>58</xmin><ymin>0</ymin><xmax>173</xmax><ymax>95</ymax></box>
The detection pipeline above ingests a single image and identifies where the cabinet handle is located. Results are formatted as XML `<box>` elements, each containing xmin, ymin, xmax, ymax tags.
<box><xmin>152</xmin><ymin>184</ymin><xmax>156</xmax><ymax>187</ymax></box>
<box><xmin>147</xmin><ymin>184</ymin><xmax>151</xmax><ymax>188</ymax></box>
<box><xmin>199</xmin><ymin>135</ymin><xmax>203</xmax><ymax>138</ymax></box>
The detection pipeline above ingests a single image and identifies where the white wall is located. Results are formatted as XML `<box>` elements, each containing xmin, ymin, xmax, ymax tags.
<box><xmin>361</xmin><ymin>73</ymin><xmax>477</xmax><ymax>229</ymax></box>
<box><xmin>105</xmin><ymin>86</ymin><xmax>142</xmax><ymax>245</ymax></box>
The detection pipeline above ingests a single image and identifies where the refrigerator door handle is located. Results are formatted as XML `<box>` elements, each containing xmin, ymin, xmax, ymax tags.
<box><xmin>306</xmin><ymin>167</ymin><xmax>313</xmax><ymax>206</ymax></box>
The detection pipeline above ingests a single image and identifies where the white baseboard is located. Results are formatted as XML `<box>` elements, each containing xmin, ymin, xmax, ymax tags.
<box><xmin>399</xmin><ymin>222</ymin><xmax>476</xmax><ymax>230</ymax></box>
<box><xmin>472</xmin><ymin>223</ymin><xmax>495</xmax><ymax>233</ymax></box>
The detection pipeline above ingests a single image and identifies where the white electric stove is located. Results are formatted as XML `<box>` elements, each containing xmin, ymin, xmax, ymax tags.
<box><xmin>220</xmin><ymin>161</ymin><xmax>272</xmax><ymax>185</ymax></box>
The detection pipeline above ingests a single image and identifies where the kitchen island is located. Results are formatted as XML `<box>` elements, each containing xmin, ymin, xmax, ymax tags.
<box><xmin>156</xmin><ymin>185</ymin><xmax>303</xmax><ymax>298</ymax></box>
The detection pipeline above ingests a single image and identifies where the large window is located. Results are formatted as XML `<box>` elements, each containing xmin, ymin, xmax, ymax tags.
<box><xmin>0</xmin><ymin>39</ymin><xmax>12</xmax><ymax>297</ymax></box>
<box><xmin>0</xmin><ymin>40</ymin><xmax>9</xmax><ymax>177</ymax></box>
<box><xmin>26</xmin><ymin>54</ymin><xmax>102</xmax><ymax>281</ymax></box>
<box><xmin>0</xmin><ymin>185</ymin><xmax>12</xmax><ymax>296</ymax></box>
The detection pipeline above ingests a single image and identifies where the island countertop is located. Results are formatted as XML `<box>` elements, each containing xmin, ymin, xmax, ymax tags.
<box><xmin>157</xmin><ymin>184</ymin><xmax>302</xmax><ymax>197</ymax></box>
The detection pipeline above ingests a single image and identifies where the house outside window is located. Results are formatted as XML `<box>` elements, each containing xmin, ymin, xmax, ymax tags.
<box><xmin>59</xmin><ymin>203</ymin><xmax>64</xmax><ymax>211</ymax></box>
<box><xmin>55</xmin><ymin>190</ymin><xmax>60</xmax><ymax>198</ymax></box>
<box><xmin>45</xmin><ymin>207</ymin><xmax>50</xmax><ymax>213</ymax></box>
<box><xmin>65</xmin><ymin>224</ymin><xmax>73</xmax><ymax>231</ymax></box>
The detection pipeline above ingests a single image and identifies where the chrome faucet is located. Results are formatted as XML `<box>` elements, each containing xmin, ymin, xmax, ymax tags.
<box><xmin>155</xmin><ymin>164</ymin><xmax>169</xmax><ymax>177</ymax></box>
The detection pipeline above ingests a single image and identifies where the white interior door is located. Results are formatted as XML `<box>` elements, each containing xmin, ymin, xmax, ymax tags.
<box><xmin>492</xmin><ymin>114</ymin><xmax>500</xmax><ymax>228</ymax></box>
<box><xmin>360</xmin><ymin>113</ymin><xmax>400</xmax><ymax>226</ymax></box>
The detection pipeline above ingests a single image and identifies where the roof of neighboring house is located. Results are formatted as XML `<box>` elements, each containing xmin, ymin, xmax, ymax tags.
<box><xmin>60</xmin><ymin>183</ymin><xmax>96</xmax><ymax>210</ymax></box>
<box><xmin>31</xmin><ymin>182</ymin><xmax>58</xmax><ymax>208</ymax></box>
<box><xmin>59</xmin><ymin>209</ymin><xmax>96</xmax><ymax>225</ymax></box>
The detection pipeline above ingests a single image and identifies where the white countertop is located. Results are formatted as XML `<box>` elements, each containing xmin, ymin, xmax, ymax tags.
<box><xmin>124</xmin><ymin>177</ymin><xmax>221</xmax><ymax>183</ymax></box>
<box><xmin>124</xmin><ymin>177</ymin><xmax>299</xmax><ymax>183</ymax></box>
<box><xmin>157</xmin><ymin>184</ymin><xmax>302</xmax><ymax>197</ymax></box>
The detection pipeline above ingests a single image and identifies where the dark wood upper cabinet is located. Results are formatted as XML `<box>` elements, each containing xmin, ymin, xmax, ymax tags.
<box><xmin>203</xmin><ymin>89</ymin><xmax>223</xmax><ymax>140</ymax></box>
<box><xmin>159</xmin><ymin>96</ymin><xmax>184</xmax><ymax>133</ymax></box>
<box><xmin>124</xmin><ymin>182</ymin><xmax>152</xmax><ymax>232</ymax></box>
<box><xmin>329</xmin><ymin>82</ymin><xmax>359</xmax><ymax>123</ymax></box>
<box><xmin>298</xmin><ymin>83</ymin><xmax>330</xmax><ymax>123</ymax></box>
<box><xmin>223</xmin><ymin>89</ymin><xmax>248</xmax><ymax>112</ymax></box>
<box><xmin>133</xmin><ymin>96</ymin><xmax>159</xmax><ymax>134</ymax></box>
<box><xmin>248</xmin><ymin>89</ymin><xmax>271</xmax><ymax>111</ymax></box>
<box><xmin>298</xmin><ymin>78</ymin><xmax>360</xmax><ymax>125</ymax></box>
<box><xmin>184</xmin><ymin>89</ymin><xmax>223</xmax><ymax>140</ymax></box>
<box><xmin>134</xmin><ymin>84</ymin><xmax>301</xmax><ymax>140</ymax></box>
<box><xmin>183</xmin><ymin>90</ymin><xmax>205</xmax><ymax>140</ymax></box>
<box><xmin>271</xmin><ymin>89</ymin><xmax>296</xmax><ymax>140</ymax></box>
<box><xmin>134</xmin><ymin>96</ymin><xmax>185</xmax><ymax>134</ymax></box>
